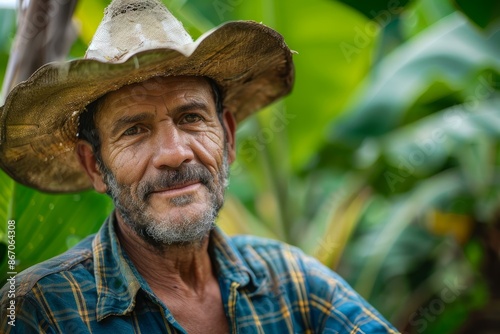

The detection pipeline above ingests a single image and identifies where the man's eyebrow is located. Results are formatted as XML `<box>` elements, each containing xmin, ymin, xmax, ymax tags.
<box><xmin>173</xmin><ymin>101</ymin><xmax>211</xmax><ymax>114</ymax></box>
<box><xmin>110</xmin><ymin>112</ymin><xmax>154</xmax><ymax>137</ymax></box>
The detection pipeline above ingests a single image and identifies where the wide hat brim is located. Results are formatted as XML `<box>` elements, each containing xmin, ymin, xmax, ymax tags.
<box><xmin>0</xmin><ymin>21</ymin><xmax>294</xmax><ymax>193</ymax></box>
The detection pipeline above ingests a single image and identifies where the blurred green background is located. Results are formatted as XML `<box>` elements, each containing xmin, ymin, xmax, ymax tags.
<box><xmin>1</xmin><ymin>0</ymin><xmax>499</xmax><ymax>332</ymax></box>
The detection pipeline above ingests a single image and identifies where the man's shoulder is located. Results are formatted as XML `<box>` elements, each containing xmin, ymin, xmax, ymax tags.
<box><xmin>0</xmin><ymin>234</ymin><xmax>96</xmax><ymax>305</ymax></box>
<box><xmin>227</xmin><ymin>234</ymin><xmax>399</xmax><ymax>333</ymax></box>
<box><xmin>228</xmin><ymin>234</ymin><xmax>316</xmax><ymax>275</ymax></box>
<box><xmin>230</xmin><ymin>234</ymin><xmax>288</xmax><ymax>251</ymax></box>
<box><xmin>227</xmin><ymin>233</ymin><xmax>348</xmax><ymax>289</ymax></box>
<box><xmin>229</xmin><ymin>234</ymin><xmax>300</xmax><ymax>261</ymax></box>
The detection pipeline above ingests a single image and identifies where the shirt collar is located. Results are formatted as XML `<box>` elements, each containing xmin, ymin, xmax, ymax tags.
<box><xmin>210</xmin><ymin>226</ymin><xmax>260</xmax><ymax>289</ymax></box>
<box><xmin>92</xmin><ymin>212</ymin><xmax>260</xmax><ymax>321</ymax></box>
<box><xmin>93</xmin><ymin>213</ymin><xmax>141</xmax><ymax>321</ymax></box>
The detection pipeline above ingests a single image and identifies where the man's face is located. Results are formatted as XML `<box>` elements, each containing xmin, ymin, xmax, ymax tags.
<box><xmin>89</xmin><ymin>76</ymin><xmax>235</xmax><ymax>247</ymax></box>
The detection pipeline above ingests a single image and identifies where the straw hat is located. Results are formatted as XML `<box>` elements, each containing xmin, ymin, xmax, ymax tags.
<box><xmin>0</xmin><ymin>0</ymin><xmax>294</xmax><ymax>193</ymax></box>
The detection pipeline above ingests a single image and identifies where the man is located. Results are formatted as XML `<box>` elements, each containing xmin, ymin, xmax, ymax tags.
<box><xmin>0</xmin><ymin>0</ymin><xmax>398</xmax><ymax>333</ymax></box>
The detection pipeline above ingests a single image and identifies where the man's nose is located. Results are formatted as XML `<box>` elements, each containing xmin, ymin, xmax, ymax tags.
<box><xmin>152</xmin><ymin>126</ymin><xmax>194</xmax><ymax>169</ymax></box>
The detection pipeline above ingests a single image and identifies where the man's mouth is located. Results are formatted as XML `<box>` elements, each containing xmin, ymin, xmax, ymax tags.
<box><xmin>139</xmin><ymin>164</ymin><xmax>214</xmax><ymax>201</ymax></box>
<box><xmin>148</xmin><ymin>180</ymin><xmax>202</xmax><ymax>198</ymax></box>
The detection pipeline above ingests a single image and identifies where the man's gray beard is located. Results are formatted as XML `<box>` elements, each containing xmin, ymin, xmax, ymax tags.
<box><xmin>100</xmin><ymin>150</ymin><xmax>229</xmax><ymax>250</ymax></box>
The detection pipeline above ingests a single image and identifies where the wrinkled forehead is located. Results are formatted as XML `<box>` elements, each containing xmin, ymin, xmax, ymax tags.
<box><xmin>95</xmin><ymin>76</ymin><xmax>214</xmax><ymax>118</ymax></box>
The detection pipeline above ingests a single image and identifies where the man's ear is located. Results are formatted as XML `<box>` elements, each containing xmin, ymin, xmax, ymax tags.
<box><xmin>222</xmin><ymin>108</ymin><xmax>237</xmax><ymax>164</ymax></box>
<box><xmin>76</xmin><ymin>141</ymin><xmax>107</xmax><ymax>194</ymax></box>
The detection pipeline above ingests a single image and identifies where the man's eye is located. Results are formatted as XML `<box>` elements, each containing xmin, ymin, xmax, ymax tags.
<box><xmin>181</xmin><ymin>114</ymin><xmax>203</xmax><ymax>124</ymax></box>
<box><xmin>123</xmin><ymin>125</ymin><xmax>144</xmax><ymax>136</ymax></box>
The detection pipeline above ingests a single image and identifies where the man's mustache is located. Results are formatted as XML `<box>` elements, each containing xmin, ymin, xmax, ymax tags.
<box><xmin>138</xmin><ymin>164</ymin><xmax>214</xmax><ymax>201</ymax></box>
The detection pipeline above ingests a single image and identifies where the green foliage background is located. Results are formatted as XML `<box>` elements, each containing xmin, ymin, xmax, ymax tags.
<box><xmin>1</xmin><ymin>0</ymin><xmax>499</xmax><ymax>332</ymax></box>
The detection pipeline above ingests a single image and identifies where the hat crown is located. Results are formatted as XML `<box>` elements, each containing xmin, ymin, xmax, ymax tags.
<box><xmin>85</xmin><ymin>0</ymin><xmax>193</xmax><ymax>62</ymax></box>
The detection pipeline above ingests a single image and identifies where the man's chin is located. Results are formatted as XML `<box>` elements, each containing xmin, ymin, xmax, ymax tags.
<box><xmin>169</xmin><ymin>194</ymin><xmax>194</xmax><ymax>206</ymax></box>
<box><xmin>126</xmin><ymin>203</ymin><xmax>217</xmax><ymax>248</ymax></box>
<box><xmin>147</xmin><ymin>200</ymin><xmax>211</xmax><ymax>218</ymax></box>
<box><xmin>141</xmin><ymin>219</ymin><xmax>215</xmax><ymax>250</ymax></box>
<box><xmin>148</xmin><ymin>187</ymin><xmax>210</xmax><ymax>210</ymax></box>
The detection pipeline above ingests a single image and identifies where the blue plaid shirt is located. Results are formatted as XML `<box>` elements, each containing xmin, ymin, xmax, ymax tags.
<box><xmin>0</xmin><ymin>213</ymin><xmax>398</xmax><ymax>333</ymax></box>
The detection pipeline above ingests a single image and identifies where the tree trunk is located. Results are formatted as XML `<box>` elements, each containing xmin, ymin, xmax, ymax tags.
<box><xmin>455</xmin><ymin>222</ymin><xmax>500</xmax><ymax>333</ymax></box>
<box><xmin>1</xmin><ymin>0</ymin><xmax>78</xmax><ymax>101</ymax></box>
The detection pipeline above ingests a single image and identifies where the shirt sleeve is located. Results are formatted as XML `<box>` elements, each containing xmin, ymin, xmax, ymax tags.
<box><xmin>292</xmin><ymin>248</ymin><xmax>400</xmax><ymax>334</ymax></box>
<box><xmin>0</xmin><ymin>296</ymin><xmax>55</xmax><ymax>334</ymax></box>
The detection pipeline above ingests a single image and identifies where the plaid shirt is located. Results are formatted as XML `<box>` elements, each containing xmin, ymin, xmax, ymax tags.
<box><xmin>1</xmin><ymin>213</ymin><xmax>398</xmax><ymax>333</ymax></box>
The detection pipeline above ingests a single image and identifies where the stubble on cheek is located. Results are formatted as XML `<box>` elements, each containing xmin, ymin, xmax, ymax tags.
<box><xmin>101</xmin><ymin>150</ymin><xmax>229</xmax><ymax>248</ymax></box>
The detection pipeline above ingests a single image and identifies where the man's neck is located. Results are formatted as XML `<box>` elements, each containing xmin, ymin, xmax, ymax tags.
<box><xmin>113</xmin><ymin>212</ymin><xmax>230</xmax><ymax>334</ymax></box>
<box><xmin>114</xmin><ymin>212</ymin><xmax>215</xmax><ymax>297</ymax></box>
